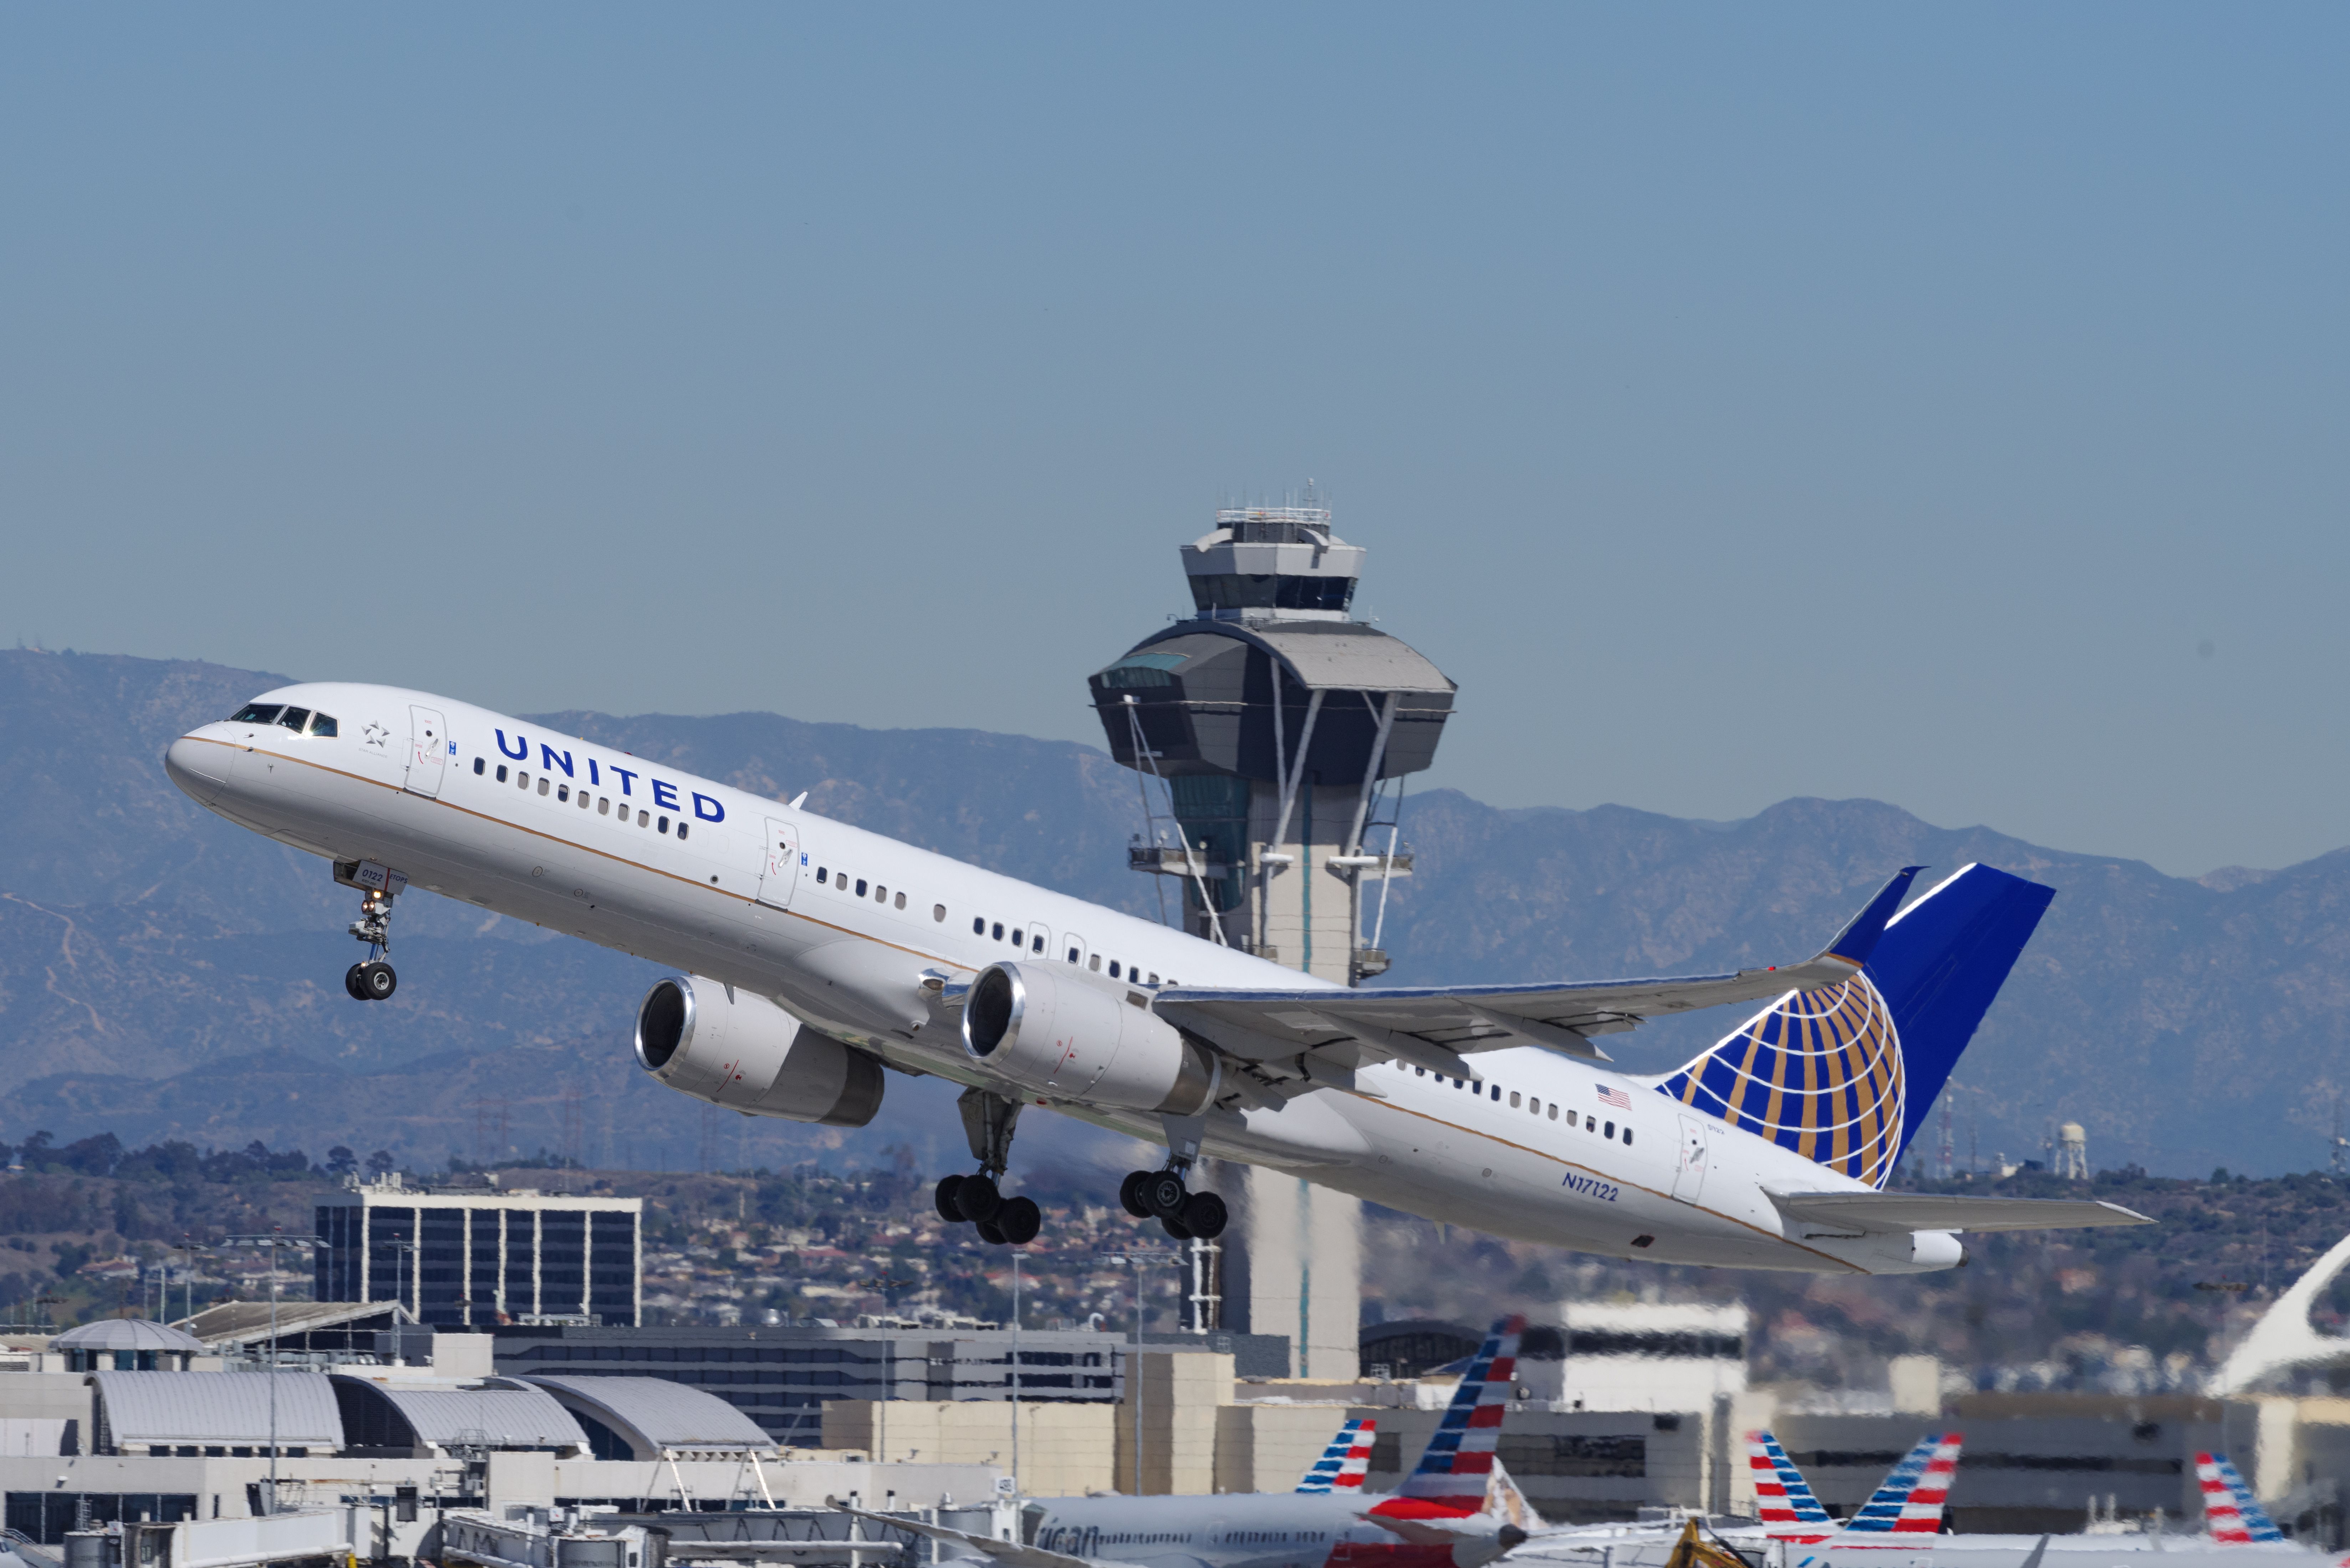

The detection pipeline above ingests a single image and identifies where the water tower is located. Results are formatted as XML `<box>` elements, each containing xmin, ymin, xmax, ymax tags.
<box><xmin>1087</xmin><ymin>491</ymin><xmax>1457</xmax><ymax>1375</ymax></box>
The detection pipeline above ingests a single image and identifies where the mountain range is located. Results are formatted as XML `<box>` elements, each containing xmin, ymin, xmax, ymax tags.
<box><xmin>1</xmin><ymin>647</ymin><xmax>2341</xmax><ymax>1181</ymax></box>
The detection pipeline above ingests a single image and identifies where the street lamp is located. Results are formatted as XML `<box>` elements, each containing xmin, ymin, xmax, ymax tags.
<box><xmin>1101</xmin><ymin>1249</ymin><xmax>1177</xmax><ymax>1496</ymax></box>
<box><xmin>222</xmin><ymin>1230</ymin><xmax>325</xmax><ymax>1515</ymax></box>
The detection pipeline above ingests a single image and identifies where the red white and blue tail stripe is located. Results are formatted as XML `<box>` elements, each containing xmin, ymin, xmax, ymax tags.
<box><xmin>1298</xmin><ymin>1417</ymin><xmax>1378</xmax><ymax>1493</ymax></box>
<box><xmin>1838</xmin><ymin>1433</ymin><xmax>1962</xmax><ymax>1535</ymax></box>
<box><xmin>1749</xmin><ymin>1430</ymin><xmax>1835</xmax><ymax>1543</ymax></box>
<box><xmin>2198</xmin><ymin>1452</ymin><xmax>2285</xmax><ymax>1544</ymax></box>
<box><xmin>1397</xmin><ymin>1314</ymin><xmax>1525</xmax><ymax>1515</ymax></box>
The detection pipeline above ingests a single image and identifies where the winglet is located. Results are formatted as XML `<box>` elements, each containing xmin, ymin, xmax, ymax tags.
<box><xmin>1821</xmin><ymin>867</ymin><xmax>1926</xmax><ymax>967</ymax></box>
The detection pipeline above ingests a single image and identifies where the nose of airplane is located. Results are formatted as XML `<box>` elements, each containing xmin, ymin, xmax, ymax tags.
<box><xmin>164</xmin><ymin>734</ymin><xmax>230</xmax><ymax>806</ymax></box>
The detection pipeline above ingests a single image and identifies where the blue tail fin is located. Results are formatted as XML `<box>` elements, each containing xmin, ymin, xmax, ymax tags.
<box><xmin>1656</xmin><ymin>864</ymin><xmax>2053</xmax><ymax>1188</ymax></box>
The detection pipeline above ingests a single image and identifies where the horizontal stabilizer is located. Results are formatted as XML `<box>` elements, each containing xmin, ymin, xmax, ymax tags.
<box><xmin>1769</xmin><ymin>1191</ymin><xmax>2153</xmax><ymax>1234</ymax></box>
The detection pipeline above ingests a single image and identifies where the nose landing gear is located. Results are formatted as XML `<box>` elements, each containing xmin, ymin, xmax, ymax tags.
<box><xmin>938</xmin><ymin>1089</ymin><xmax>1041</xmax><ymax>1246</ymax></box>
<box><xmin>335</xmin><ymin>860</ymin><xmax>406</xmax><ymax>1001</ymax></box>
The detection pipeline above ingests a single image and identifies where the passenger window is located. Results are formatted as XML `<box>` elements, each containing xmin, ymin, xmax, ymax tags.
<box><xmin>1011</xmin><ymin>929</ymin><xmax>1024</xmax><ymax>948</ymax></box>
<box><xmin>1549</xmin><ymin>1104</ymin><xmax>1558</xmax><ymax>1120</ymax></box>
<box><xmin>1415</xmin><ymin>1067</ymin><xmax>1426</xmax><ymax>1077</ymax></box>
<box><xmin>519</xmin><ymin>772</ymin><xmax>530</xmax><ymax>789</ymax></box>
<box><xmin>875</xmin><ymin>885</ymin><xmax>887</xmax><ymax>903</ymax></box>
<box><xmin>1088</xmin><ymin>954</ymin><xmax>1101</xmax><ymax>971</ymax></box>
<box><xmin>1624</xmin><ymin>1128</ymin><xmax>1633</xmax><ymax>1146</ymax></box>
<box><xmin>496</xmin><ymin>765</ymin><xmax>509</xmax><ymax>783</ymax></box>
<box><xmin>992</xmin><ymin>923</ymin><xmax>1004</xmax><ymax>941</ymax></box>
<box><xmin>1067</xmin><ymin>946</ymin><xmax>1079</xmax><ymax>962</ymax></box>
<box><xmin>896</xmin><ymin>893</ymin><xmax>907</xmax><ymax>910</ymax></box>
<box><xmin>230</xmin><ymin>704</ymin><xmax>283</xmax><ymax>724</ymax></box>
<box><xmin>307</xmin><ymin>713</ymin><xmax>337</xmax><ymax>737</ymax></box>
<box><xmin>577</xmin><ymin>791</ymin><xmax>589</xmax><ymax>809</ymax></box>
<box><xmin>277</xmin><ymin>707</ymin><xmax>310</xmax><ymax>731</ymax></box>
<box><xmin>1108</xmin><ymin>961</ymin><xmax>1121</xmax><ymax>979</ymax></box>
<box><xmin>658</xmin><ymin>816</ymin><xmax>670</xmax><ymax>833</ymax></box>
<box><xmin>1147</xmin><ymin>972</ymin><xmax>1158</xmax><ymax>984</ymax></box>
<box><xmin>934</xmin><ymin>904</ymin><xmax>947</xmax><ymax>921</ymax></box>
<box><xmin>1490</xmin><ymin>1084</ymin><xmax>1500</xmax><ymax>1102</ymax></box>
<box><xmin>1509</xmin><ymin>1092</ymin><xmax>1521</xmax><ymax>1109</ymax></box>
<box><xmin>1604</xmin><ymin>1121</ymin><xmax>1615</xmax><ymax>1139</ymax></box>
<box><xmin>676</xmin><ymin>822</ymin><xmax>688</xmax><ymax>839</ymax></box>
<box><xmin>973</xmin><ymin>916</ymin><xmax>985</xmax><ymax>935</ymax></box>
<box><xmin>1033</xmin><ymin>934</ymin><xmax>1044</xmax><ymax>954</ymax></box>
<box><xmin>818</xmin><ymin>869</ymin><xmax>829</xmax><ymax>884</ymax></box>
<box><xmin>856</xmin><ymin>879</ymin><xmax>868</xmax><ymax>897</ymax></box>
<box><xmin>637</xmin><ymin>809</ymin><xmax>648</xmax><ymax>827</ymax></box>
<box><xmin>540</xmin><ymin>778</ymin><xmax>552</xmax><ymax>796</ymax></box>
<box><xmin>558</xmin><ymin>784</ymin><xmax>570</xmax><ymax>801</ymax></box>
<box><xmin>474</xmin><ymin>757</ymin><xmax>486</xmax><ymax>775</ymax></box>
<box><xmin>598</xmin><ymin>798</ymin><xmax>609</xmax><ymax>815</ymax></box>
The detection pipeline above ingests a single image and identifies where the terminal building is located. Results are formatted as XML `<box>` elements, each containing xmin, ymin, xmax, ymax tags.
<box><xmin>314</xmin><ymin>1174</ymin><xmax>642</xmax><ymax>1329</ymax></box>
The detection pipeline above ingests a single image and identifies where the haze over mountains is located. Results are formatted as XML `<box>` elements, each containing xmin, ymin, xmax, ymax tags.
<box><xmin>1</xmin><ymin>647</ymin><xmax>2341</xmax><ymax>1182</ymax></box>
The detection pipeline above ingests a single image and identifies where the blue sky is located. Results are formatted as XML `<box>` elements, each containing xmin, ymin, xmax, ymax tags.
<box><xmin>5</xmin><ymin>6</ymin><xmax>2345</xmax><ymax>877</ymax></box>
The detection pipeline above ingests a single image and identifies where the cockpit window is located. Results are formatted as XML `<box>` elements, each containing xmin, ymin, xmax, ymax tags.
<box><xmin>277</xmin><ymin>707</ymin><xmax>311</xmax><ymax>732</ymax></box>
<box><xmin>307</xmin><ymin>713</ymin><xmax>338</xmax><ymax>737</ymax></box>
<box><xmin>230</xmin><ymin>704</ymin><xmax>283</xmax><ymax>725</ymax></box>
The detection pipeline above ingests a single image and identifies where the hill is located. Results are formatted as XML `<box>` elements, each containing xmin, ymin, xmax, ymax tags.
<box><xmin>0</xmin><ymin>646</ymin><xmax>2344</xmax><ymax>1178</ymax></box>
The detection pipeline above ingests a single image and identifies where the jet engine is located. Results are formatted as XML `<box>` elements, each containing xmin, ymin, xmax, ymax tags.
<box><xmin>634</xmin><ymin>975</ymin><xmax>884</xmax><ymax>1127</ymax></box>
<box><xmin>960</xmin><ymin>961</ymin><xmax>1218</xmax><ymax>1114</ymax></box>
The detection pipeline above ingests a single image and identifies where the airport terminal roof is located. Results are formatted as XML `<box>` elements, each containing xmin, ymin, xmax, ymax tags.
<box><xmin>53</xmin><ymin>1319</ymin><xmax>204</xmax><ymax>1354</ymax></box>
<box><xmin>181</xmin><ymin>1298</ymin><xmax>413</xmax><ymax>1348</ymax></box>
<box><xmin>1126</xmin><ymin>620</ymin><xmax>1456</xmax><ymax>694</ymax></box>
<box><xmin>91</xmin><ymin>1370</ymin><xmax>342</xmax><ymax>1451</ymax></box>
<box><xmin>333</xmin><ymin>1377</ymin><xmax>588</xmax><ymax>1454</ymax></box>
<box><xmin>517</xmin><ymin>1374</ymin><xmax>777</xmax><ymax>1457</ymax></box>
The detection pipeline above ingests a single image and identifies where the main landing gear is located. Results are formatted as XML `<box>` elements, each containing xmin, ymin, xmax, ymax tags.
<box><xmin>937</xmin><ymin>1089</ymin><xmax>1041</xmax><ymax>1247</ymax></box>
<box><xmin>1119</xmin><ymin>1164</ymin><xmax>1228</xmax><ymax>1242</ymax></box>
<box><xmin>336</xmin><ymin>860</ymin><xmax>402</xmax><ymax>1001</ymax></box>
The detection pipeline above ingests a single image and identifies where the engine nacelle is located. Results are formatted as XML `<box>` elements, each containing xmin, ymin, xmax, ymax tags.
<box><xmin>634</xmin><ymin>975</ymin><xmax>885</xmax><ymax>1127</ymax></box>
<box><xmin>960</xmin><ymin>961</ymin><xmax>1218</xmax><ymax>1114</ymax></box>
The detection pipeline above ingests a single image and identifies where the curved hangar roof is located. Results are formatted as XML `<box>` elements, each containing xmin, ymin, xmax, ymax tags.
<box><xmin>92</xmin><ymin>1371</ymin><xmax>342</xmax><ymax>1453</ymax></box>
<box><xmin>518</xmin><ymin>1374</ymin><xmax>776</xmax><ymax>1459</ymax></box>
<box><xmin>331</xmin><ymin>1377</ymin><xmax>589</xmax><ymax>1455</ymax></box>
<box><xmin>1090</xmin><ymin>620</ymin><xmax>1456</xmax><ymax>783</ymax></box>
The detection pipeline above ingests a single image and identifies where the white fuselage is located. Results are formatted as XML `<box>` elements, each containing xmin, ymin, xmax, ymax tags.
<box><xmin>164</xmin><ymin>682</ymin><xmax>1959</xmax><ymax>1275</ymax></box>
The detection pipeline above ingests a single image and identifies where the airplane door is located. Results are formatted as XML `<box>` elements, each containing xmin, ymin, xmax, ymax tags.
<box><xmin>405</xmin><ymin>706</ymin><xmax>448</xmax><ymax>799</ymax></box>
<box><xmin>755</xmin><ymin>818</ymin><xmax>800</xmax><ymax>910</ymax></box>
<box><xmin>1672</xmin><ymin>1114</ymin><xmax>1711</xmax><ymax>1203</ymax></box>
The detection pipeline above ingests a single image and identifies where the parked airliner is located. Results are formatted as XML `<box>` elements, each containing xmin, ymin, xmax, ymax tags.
<box><xmin>164</xmin><ymin>683</ymin><xmax>2148</xmax><ymax>1262</ymax></box>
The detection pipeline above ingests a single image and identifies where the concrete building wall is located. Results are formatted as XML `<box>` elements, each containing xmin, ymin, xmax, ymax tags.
<box><xmin>1361</xmin><ymin>1404</ymin><xmax>1712</xmax><ymax>1523</ymax></box>
<box><xmin>1213</xmin><ymin>1403</ymin><xmax>1357</xmax><ymax>1495</ymax></box>
<box><xmin>1241</xmin><ymin>1172</ymin><xmax>1361</xmax><ymax>1382</ymax></box>
<box><xmin>822</xmin><ymin>1400</ymin><xmax>1118</xmax><ymax>1499</ymax></box>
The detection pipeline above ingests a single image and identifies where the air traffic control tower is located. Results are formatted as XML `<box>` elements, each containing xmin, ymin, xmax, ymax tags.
<box><xmin>1087</xmin><ymin>496</ymin><xmax>1456</xmax><ymax>1376</ymax></box>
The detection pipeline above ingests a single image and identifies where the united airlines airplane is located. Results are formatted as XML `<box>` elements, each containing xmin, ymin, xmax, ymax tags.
<box><xmin>164</xmin><ymin>683</ymin><xmax>2148</xmax><ymax>1262</ymax></box>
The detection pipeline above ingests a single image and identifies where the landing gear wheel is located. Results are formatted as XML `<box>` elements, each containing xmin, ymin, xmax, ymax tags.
<box><xmin>954</xmin><ymin>1173</ymin><xmax>1003</xmax><ymax>1225</ymax></box>
<box><xmin>997</xmin><ymin>1196</ymin><xmax>1042</xmax><ymax>1246</ymax></box>
<box><xmin>934</xmin><ymin>1174</ymin><xmax>967</xmax><ymax>1222</ymax></box>
<box><xmin>1159</xmin><ymin>1215</ymin><xmax>1194</xmax><ymax>1241</ymax></box>
<box><xmin>1142</xmin><ymin>1171</ymin><xmax>1188</xmax><ymax>1219</ymax></box>
<box><xmin>357</xmin><ymin>961</ymin><xmax>397</xmax><ymax>1000</ymax></box>
<box><xmin>344</xmin><ymin>964</ymin><xmax>368</xmax><ymax>1001</ymax></box>
<box><xmin>1118</xmin><ymin>1171</ymin><xmax>1154</xmax><ymax>1219</ymax></box>
<box><xmin>976</xmin><ymin>1219</ymin><xmax>1008</xmax><ymax>1246</ymax></box>
<box><xmin>1178</xmin><ymin>1191</ymin><xmax>1228</xmax><ymax>1240</ymax></box>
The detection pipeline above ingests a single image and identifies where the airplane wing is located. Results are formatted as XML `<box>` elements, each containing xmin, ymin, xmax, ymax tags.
<box><xmin>825</xmin><ymin>1501</ymin><xmax>1133</xmax><ymax>1568</ymax></box>
<box><xmin>1767</xmin><ymin>1192</ymin><xmax>2154</xmax><ymax>1234</ymax></box>
<box><xmin>1152</xmin><ymin>869</ymin><xmax>1926</xmax><ymax>1086</ymax></box>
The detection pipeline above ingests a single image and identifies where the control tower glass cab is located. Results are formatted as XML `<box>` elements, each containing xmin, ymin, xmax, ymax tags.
<box><xmin>1089</xmin><ymin>501</ymin><xmax>1457</xmax><ymax>986</ymax></box>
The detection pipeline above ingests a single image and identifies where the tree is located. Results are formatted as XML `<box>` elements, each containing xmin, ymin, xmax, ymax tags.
<box><xmin>325</xmin><ymin>1147</ymin><xmax>357</xmax><ymax>1178</ymax></box>
<box><xmin>365</xmin><ymin>1150</ymin><xmax>397</xmax><ymax>1179</ymax></box>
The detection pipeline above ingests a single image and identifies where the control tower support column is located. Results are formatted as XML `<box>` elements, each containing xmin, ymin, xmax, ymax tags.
<box><xmin>1088</xmin><ymin>496</ymin><xmax>1457</xmax><ymax>1378</ymax></box>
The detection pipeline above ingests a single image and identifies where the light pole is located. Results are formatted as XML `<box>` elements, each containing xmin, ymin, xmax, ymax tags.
<box><xmin>223</xmin><ymin>1230</ymin><xmax>325</xmax><ymax>1515</ymax></box>
<box><xmin>1102</xmin><ymin>1249</ymin><xmax>1175</xmax><ymax>1496</ymax></box>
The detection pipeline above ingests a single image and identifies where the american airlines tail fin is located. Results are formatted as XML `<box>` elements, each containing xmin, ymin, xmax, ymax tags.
<box><xmin>1396</xmin><ymin>1314</ymin><xmax>1525</xmax><ymax>1515</ymax></box>
<box><xmin>2198</xmin><ymin>1452</ymin><xmax>2286</xmax><ymax>1543</ymax></box>
<box><xmin>1836</xmin><ymin>1433</ymin><xmax>1963</xmax><ymax>1537</ymax></box>
<box><xmin>1657</xmin><ymin>865</ymin><xmax>2054</xmax><ymax>1187</ymax></box>
<box><xmin>1297</xmin><ymin>1416</ymin><xmax>1377</xmax><ymax>1493</ymax></box>
<box><xmin>1749</xmin><ymin>1430</ymin><xmax>1835</xmax><ymax>1542</ymax></box>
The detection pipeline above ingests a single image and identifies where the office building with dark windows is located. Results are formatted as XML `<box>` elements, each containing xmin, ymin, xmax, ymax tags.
<box><xmin>316</xmin><ymin>1175</ymin><xmax>642</xmax><ymax>1328</ymax></box>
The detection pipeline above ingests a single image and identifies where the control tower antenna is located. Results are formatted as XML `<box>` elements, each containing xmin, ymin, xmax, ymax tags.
<box><xmin>1088</xmin><ymin>496</ymin><xmax>1457</xmax><ymax>982</ymax></box>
